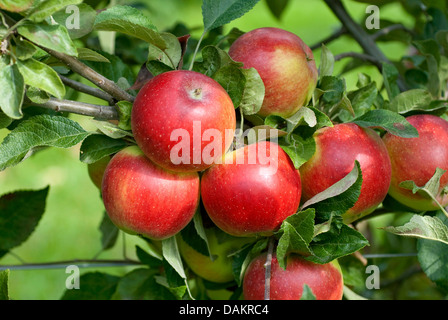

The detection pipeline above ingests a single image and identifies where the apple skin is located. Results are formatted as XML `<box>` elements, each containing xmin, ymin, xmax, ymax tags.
<box><xmin>178</xmin><ymin>226</ymin><xmax>255</xmax><ymax>283</ymax></box>
<box><xmin>101</xmin><ymin>145</ymin><xmax>200</xmax><ymax>240</ymax></box>
<box><xmin>243</xmin><ymin>253</ymin><xmax>344</xmax><ymax>300</ymax></box>
<box><xmin>299</xmin><ymin>123</ymin><xmax>392</xmax><ymax>224</ymax></box>
<box><xmin>228</xmin><ymin>27</ymin><xmax>318</xmax><ymax>118</ymax></box>
<box><xmin>200</xmin><ymin>141</ymin><xmax>302</xmax><ymax>237</ymax></box>
<box><xmin>382</xmin><ymin>114</ymin><xmax>448</xmax><ymax>211</ymax></box>
<box><xmin>131</xmin><ymin>70</ymin><xmax>236</xmax><ymax>173</ymax></box>
<box><xmin>87</xmin><ymin>156</ymin><xmax>111</xmax><ymax>189</ymax></box>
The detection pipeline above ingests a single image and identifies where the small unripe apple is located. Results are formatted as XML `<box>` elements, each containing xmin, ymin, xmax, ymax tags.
<box><xmin>200</xmin><ymin>141</ymin><xmax>302</xmax><ymax>237</ymax></box>
<box><xmin>131</xmin><ymin>70</ymin><xmax>236</xmax><ymax>173</ymax></box>
<box><xmin>101</xmin><ymin>146</ymin><xmax>200</xmax><ymax>240</ymax></box>
<box><xmin>87</xmin><ymin>156</ymin><xmax>111</xmax><ymax>189</ymax></box>
<box><xmin>383</xmin><ymin>114</ymin><xmax>448</xmax><ymax>211</ymax></box>
<box><xmin>299</xmin><ymin>123</ymin><xmax>392</xmax><ymax>224</ymax></box>
<box><xmin>178</xmin><ymin>226</ymin><xmax>255</xmax><ymax>283</ymax></box>
<box><xmin>229</xmin><ymin>27</ymin><xmax>318</xmax><ymax>118</ymax></box>
<box><xmin>243</xmin><ymin>253</ymin><xmax>344</xmax><ymax>300</ymax></box>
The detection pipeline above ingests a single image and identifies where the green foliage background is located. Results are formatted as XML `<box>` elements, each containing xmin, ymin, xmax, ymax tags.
<box><xmin>0</xmin><ymin>0</ymin><xmax>446</xmax><ymax>300</ymax></box>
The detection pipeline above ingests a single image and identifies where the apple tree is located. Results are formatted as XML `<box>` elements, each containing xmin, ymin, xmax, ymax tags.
<box><xmin>0</xmin><ymin>0</ymin><xmax>448</xmax><ymax>301</ymax></box>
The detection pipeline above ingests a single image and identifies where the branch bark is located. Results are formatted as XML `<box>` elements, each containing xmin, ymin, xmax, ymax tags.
<box><xmin>323</xmin><ymin>0</ymin><xmax>408</xmax><ymax>92</ymax></box>
<box><xmin>25</xmin><ymin>97</ymin><xmax>119</xmax><ymax>120</ymax></box>
<box><xmin>59</xmin><ymin>74</ymin><xmax>115</xmax><ymax>105</ymax></box>
<box><xmin>42</xmin><ymin>47</ymin><xmax>135</xmax><ymax>103</ymax></box>
<box><xmin>334</xmin><ymin>51</ymin><xmax>383</xmax><ymax>69</ymax></box>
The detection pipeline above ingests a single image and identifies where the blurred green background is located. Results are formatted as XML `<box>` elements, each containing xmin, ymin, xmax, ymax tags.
<box><xmin>0</xmin><ymin>0</ymin><xmax>420</xmax><ymax>300</ymax></box>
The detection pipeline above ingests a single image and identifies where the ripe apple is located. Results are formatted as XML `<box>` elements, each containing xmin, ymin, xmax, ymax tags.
<box><xmin>243</xmin><ymin>253</ymin><xmax>344</xmax><ymax>300</ymax></box>
<box><xmin>299</xmin><ymin>123</ymin><xmax>392</xmax><ymax>224</ymax></box>
<box><xmin>87</xmin><ymin>155</ymin><xmax>111</xmax><ymax>189</ymax></box>
<box><xmin>131</xmin><ymin>70</ymin><xmax>236</xmax><ymax>173</ymax></box>
<box><xmin>228</xmin><ymin>27</ymin><xmax>318</xmax><ymax>118</ymax></box>
<box><xmin>101</xmin><ymin>145</ymin><xmax>200</xmax><ymax>240</ymax></box>
<box><xmin>178</xmin><ymin>225</ymin><xmax>256</xmax><ymax>283</ymax></box>
<box><xmin>200</xmin><ymin>141</ymin><xmax>302</xmax><ymax>237</ymax></box>
<box><xmin>382</xmin><ymin>114</ymin><xmax>448</xmax><ymax>211</ymax></box>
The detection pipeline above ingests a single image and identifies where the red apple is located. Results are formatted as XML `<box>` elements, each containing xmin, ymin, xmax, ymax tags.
<box><xmin>200</xmin><ymin>141</ymin><xmax>302</xmax><ymax>237</ymax></box>
<box><xmin>228</xmin><ymin>27</ymin><xmax>318</xmax><ymax>118</ymax></box>
<box><xmin>87</xmin><ymin>155</ymin><xmax>111</xmax><ymax>189</ymax></box>
<box><xmin>101</xmin><ymin>145</ymin><xmax>200</xmax><ymax>240</ymax></box>
<box><xmin>243</xmin><ymin>253</ymin><xmax>344</xmax><ymax>300</ymax></box>
<box><xmin>382</xmin><ymin>114</ymin><xmax>448</xmax><ymax>211</ymax></box>
<box><xmin>178</xmin><ymin>226</ymin><xmax>255</xmax><ymax>283</ymax></box>
<box><xmin>131</xmin><ymin>70</ymin><xmax>236</xmax><ymax>173</ymax></box>
<box><xmin>299</xmin><ymin>123</ymin><xmax>392</xmax><ymax>224</ymax></box>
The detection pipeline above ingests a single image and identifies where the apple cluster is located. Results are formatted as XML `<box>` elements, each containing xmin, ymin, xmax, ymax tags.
<box><xmin>91</xmin><ymin>27</ymin><xmax>448</xmax><ymax>300</ymax></box>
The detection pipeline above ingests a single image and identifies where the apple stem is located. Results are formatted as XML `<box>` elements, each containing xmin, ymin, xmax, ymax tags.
<box><xmin>264</xmin><ymin>237</ymin><xmax>275</xmax><ymax>300</ymax></box>
<box><xmin>189</xmin><ymin>31</ymin><xmax>206</xmax><ymax>71</ymax></box>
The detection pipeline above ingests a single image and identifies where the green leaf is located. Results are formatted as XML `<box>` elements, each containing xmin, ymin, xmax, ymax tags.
<box><xmin>0</xmin><ymin>187</ymin><xmax>49</xmax><ymax>253</ymax></box>
<box><xmin>162</xmin><ymin>236</ymin><xmax>186</xmax><ymax>280</ymax></box>
<box><xmin>417</xmin><ymin>212</ymin><xmax>448</xmax><ymax>291</ymax></box>
<box><xmin>0</xmin><ymin>270</ymin><xmax>10</xmax><ymax>300</ymax></box>
<box><xmin>307</xmin><ymin>223</ymin><xmax>369</xmax><ymax>264</ymax></box>
<box><xmin>18</xmin><ymin>22</ymin><xmax>78</xmax><ymax>56</ymax></box>
<box><xmin>0</xmin><ymin>115</ymin><xmax>91</xmax><ymax>171</ymax></box>
<box><xmin>239</xmin><ymin>68</ymin><xmax>265</xmax><ymax>115</ymax></box>
<box><xmin>276</xmin><ymin>209</ymin><xmax>315</xmax><ymax>269</ymax></box>
<box><xmin>319</xmin><ymin>44</ymin><xmax>335</xmax><ymax>78</ymax></box>
<box><xmin>115</xmin><ymin>268</ymin><xmax>175</xmax><ymax>300</ymax></box>
<box><xmin>61</xmin><ymin>272</ymin><xmax>120</xmax><ymax>300</ymax></box>
<box><xmin>77</xmin><ymin>48</ymin><xmax>110</xmax><ymax>63</ymax></box>
<box><xmin>279</xmin><ymin>133</ymin><xmax>316</xmax><ymax>169</ymax></box>
<box><xmin>17</xmin><ymin>58</ymin><xmax>66</xmax><ymax>99</ymax></box>
<box><xmin>0</xmin><ymin>0</ymin><xmax>33</xmax><ymax>12</ymax></box>
<box><xmin>180</xmin><ymin>211</ymin><xmax>212</xmax><ymax>258</ymax></box>
<box><xmin>232</xmin><ymin>238</ymin><xmax>268</xmax><ymax>286</ymax></box>
<box><xmin>400</xmin><ymin>167</ymin><xmax>447</xmax><ymax>206</ymax></box>
<box><xmin>116</xmin><ymin>101</ymin><xmax>132</xmax><ymax>131</ymax></box>
<box><xmin>388</xmin><ymin>89</ymin><xmax>433</xmax><ymax>114</ymax></box>
<box><xmin>351</xmin><ymin>109</ymin><xmax>419</xmax><ymax>138</ymax></box>
<box><xmin>147</xmin><ymin>32</ymin><xmax>182</xmax><ymax>69</ymax></box>
<box><xmin>99</xmin><ymin>211</ymin><xmax>119</xmax><ymax>251</ymax></box>
<box><xmin>136</xmin><ymin>245</ymin><xmax>163</xmax><ymax>268</ymax></box>
<box><xmin>318</xmin><ymin>76</ymin><xmax>345</xmax><ymax>106</ymax></box>
<box><xmin>300</xmin><ymin>284</ymin><xmax>317</xmax><ymax>300</ymax></box>
<box><xmin>382</xmin><ymin>63</ymin><xmax>400</xmax><ymax>100</ymax></box>
<box><xmin>27</xmin><ymin>0</ymin><xmax>82</xmax><ymax>23</ymax></box>
<box><xmin>79</xmin><ymin>134</ymin><xmax>127</xmax><ymax>164</ymax></box>
<box><xmin>52</xmin><ymin>3</ymin><xmax>97</xmax><ymax>39</ymax></box>
<box><xmin>26</xmin><ymin>87</ymin><xmax>50</xmax><ymax>104</ymax></box>
<box><xmin>202</xmin><ymin>0</ymin><xmax>261</xmax><ymax>31</ymax></box>
<box><xmin>94</xmin><ymin>5</ymin><xmax>165</xmax><ymax>49</ymax></box>
<box><xmin>14</xmin><ymin>39</ymin><xmax>38</xmax><ymax>60</ymax></box>
<box><xmin>90</xmin><ymin>120</ymin><xmax>133</xmax><ymax>140</ymax></box>
<box><xmin>0</xmin><ymin>64</ymin><xmax>25</xmax><ymax>119</ymax></box>
<box><xmin>301</xmin><ymin>161</ymin><xmax>362</xmax><ymax>218</ymax></box>
<box><xmin>383</xmin><ymin>214</ymin><xmax>448</xmax><ymax>245</ymax></box>
<box><xmin>0</xmin><ymin>112</ymin><xmax>12</xmax><ymax>129</ymax></box>
<box><xmin>212</xmin><ymin>65</ymin><xmax>245</xmax><ymax>108</ymax></box>
<box><xmin>265</xmin><ymin>0</ymin><xmax>289</xmax><ymax>20</ymax></box>
<box><xmin>194</xmin><ymin>45</ymin><xmax>242</xmax><ymax>78</ymax></box>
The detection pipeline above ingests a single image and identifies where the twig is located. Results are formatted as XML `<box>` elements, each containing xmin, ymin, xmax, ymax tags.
<box><xmin>25</xmin><ymin>97</ymin><xmax>119</xmax><ymax>120</ymax></box>
<box><xmin>0</xmin><ymin>259</ymin><xmax>141</xmax><ymax>271</ymax></box>
<box><xmin>264</xmin><ymin>237</ymin><xmax>275</xmax><ymax>301</ymax></box>
<box><xmin>41</xmin><ymin>47</ymin><xmax>135</xmax><ymax>103</ymax></box>
<box><xmin>371</xmin><ymin>24</ymin><xmax>415</xmax><ymax>41</ymax></box>
<box><xmin>310</xmin><ymin>26</ymin><xmax>348</xmax><ymax>51</ymax></box>
<box><xmin>59</xmin><ymin>74</ymin><xmax>115</xmax><ymax>105</ymax></box>
<box><xmin>334</xmin><ymin>51</ymin><xmax>383</xmax><ymax>69</ymax></box>
<box><xmin>1</xmin><ymin>11</ymin><xmax>135</xmax><ymax>103</ymax></box>
<box><xmin>323</xmin><ymin>0</ymin><xmax>408</xmax><ymax>92</ymax></box>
